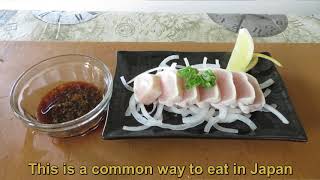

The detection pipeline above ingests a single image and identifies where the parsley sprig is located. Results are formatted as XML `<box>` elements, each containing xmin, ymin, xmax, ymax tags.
<box><xmin>177</xmin><ymin>66</ymin><xmax>217</xmax><ymax>89</ymax></box>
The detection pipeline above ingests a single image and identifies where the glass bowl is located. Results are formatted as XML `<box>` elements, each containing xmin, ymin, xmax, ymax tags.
<box><xmin>10</xmin><ymin>54</ymin><xmax>113</xmax><ymax>138</ymax></box>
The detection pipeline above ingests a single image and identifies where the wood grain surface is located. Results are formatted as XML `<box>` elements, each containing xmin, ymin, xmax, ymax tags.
<box><xmin>0</xmin><ymin>42</ymin><xmax>319</xmax><ymax>180</ymax></box>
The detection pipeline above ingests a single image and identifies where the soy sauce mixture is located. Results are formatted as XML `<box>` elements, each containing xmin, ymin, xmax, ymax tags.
<box><xmin>37</xmin><ymin>81</ymin><xmax>103</xmax><ymax>124</ymax></box>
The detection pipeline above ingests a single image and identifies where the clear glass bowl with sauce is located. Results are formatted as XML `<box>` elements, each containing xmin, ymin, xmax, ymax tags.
<box><xmin>10</xmin><ymin>54</ymin><xmax>113</xmax><ymax>138</ymax></box>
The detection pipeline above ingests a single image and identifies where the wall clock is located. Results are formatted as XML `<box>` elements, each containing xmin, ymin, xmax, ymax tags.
<box><xmin>32</xmin><ymin>11</ymin><xmax>99</xmax><ymax>25</ymax></box>
<box><xmin>0</xmin><ymin>10</ymin><xmax>17</xmax><ymax>26</ymax></box>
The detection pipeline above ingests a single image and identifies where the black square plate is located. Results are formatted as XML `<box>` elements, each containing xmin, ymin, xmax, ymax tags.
<box><xmin>102</xmin><ymin>51</ymin><xmax>307</xmax><ymax>141</ymax></box>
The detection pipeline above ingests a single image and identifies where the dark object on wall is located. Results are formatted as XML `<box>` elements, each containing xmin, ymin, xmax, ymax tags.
<box><xmin>207</xmin><ymin>14</ymin><xmax>288</xmax><ymax>37</ymax></box>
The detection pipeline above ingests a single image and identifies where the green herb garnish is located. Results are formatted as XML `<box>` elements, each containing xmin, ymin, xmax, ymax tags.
<box><xmin>199</xmin><ymin>70</ymin><xmax>217</xmax><ymax>88</ymax></box>
<box><xmin>177</xmin><ymin>67</ymin><xmax>217</xmax><ymax>89</ymax></box>
<box><xmin>177</xmin><ymin>66</ymin><xmax>201</xmax><ymax>89</ymax></box>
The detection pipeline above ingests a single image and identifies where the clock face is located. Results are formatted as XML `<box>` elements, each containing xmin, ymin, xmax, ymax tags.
<box><xmin>32</xmin><ymin>11</ymin><xmax>99</xmax><ymax>25</ymax></box>
<box><xmin>207</xmin><ymin>14</ymin><xmax>288</xmax><ymax>37</ymax></box>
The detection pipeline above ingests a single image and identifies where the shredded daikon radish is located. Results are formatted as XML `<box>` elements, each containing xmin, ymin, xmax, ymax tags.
<box><xmin>184</xmin><ymin>57</ymin><xmax>190</xmax><ymax>66</ymax></box>
<box><xmin>192</xmin><ymin>64</ymin><xmax>219</xmax><ymax>69</ymax></box>
<box><xmin>217</xmin><ymin>107</ymin><xmax>228</xmax><ymax>119</ymax></box>
<box><xmin>143</xmin><ymin>105</ymin><xmax>205</xmax><ymax>130</ymax></box>
<box><xmin>261</xmin><ymin>104</ymin><xmax>277</xmax><ymax>112</ymax></box>
<box><xmin>129</xmin><ymin>103</ymin><xmax>205</xmax><ymax>131</ymax></box>
<box><xmin>189</xmin><ymin>107</ymin><xmax>199</xmax><ymax>114</ymax></box>
<box><xmin>140</xmin><ymin>104</ymin><xmax>159</xmax><ymax>121</ymax></box>
<box><xmin>263</xmin><ymin>88</ymin><xmax>271</xmax><ymax>98</ymax></box>
<box><xmin>189</xmin><ymin>105</ymin><xmax>201</xmax><ymax>114</ymax></box>
<box><xmin>215</xmin><ymin>59</ymin><xmax>220</xmax><ymax>68</ymax></box>
<box><xmin>130</xmin><ymin>108</ymin><xmax>156</xmax><ymax>127</ymax></box>
<box><xmin>123</xmin><ymin>125</ymin><xmax>150</xmax><ymax>131</ymax></box>
<box><xmin>172</xmin><ymin>106</ymin><xmax>192</xmax><ymax>116</ymax></box>
<box><xmin>159</xmin><ymin>55</ymin><xmax>185</xmax><ymax>69</ymax></box>
<box><xmin>176</xmin><ymin>65</ymin><xmax>185</xmax><ymax>69</ymax></box>
<box><xmin>204</xmin><ymin>117</ymin><xmax>220</xmax><ymax>133</ymax></box>
<box><xmin>203</xmin><ymin>57</ymin><xmax>208</xmax><ymax>66</ymax></box>
<box><xmin>271</xmin><ymin>104</ymin><xmax>277</xmax><ymax>109</ymax></box>
<box><xmin>244</xmin><ymin>114</ymin><xmax>252</xmax><ymax>118</ymax></box>
<box><xmin>159</xmin><ymin>55</ymin><xmax>180</xmax><ymax>68</ymax></box>
<box><xmin>120</xmin><ymin>76</ymin><xmax>134</xmax><ymax>92</ymax></box>
<box><xmin>182</xmin><ymin>107</ymin><xmax>209</xmax><ymax>123</ymax></box>
<box><xmin>228</xmin><ymin>108</ymin><xmax>242</xmax><ymax>114</ymax></box>
<box><xmin>163</xmin><ymin>106</ymin><xmax>175</xmax><ymax>113</ymax></box>
<box><xmin>260</xmin><ymin>79</ymin><xmax>275</xmax><ymax>89</ymax></box>
<box><xmin>202</xmin><ymin>109</ymin><xmax>218</xmax><ymax>133</ymax></box>
<box><xmin>263</xmin><ymin>104</ymin><xmax>289</xmax><ymax>124</ymax></box>
<box><xmin>224</xmin><ymin>114</ymin><xmax>257</xmax><ymax>130</ymax></box>
<box><xmin>125</xmin><ymin>105</ymin><xmax>131</xmax><ymax>116</ymax></box>
<box><xmin>129</xmin><ymin>95</ymin><xmax>161</xmax><ymax>126</ymax></box>
<box><xmin>206</xmin><ymin>108</ymin><xmax>216</xmax><ymax>118</ymax></box>
<box><xmin>164</xmin><ymin>106</ymin><xmax>192</xmax><ymax>117</ymax></box>
<box><xmin>131</xmin><ymin>101</ymin><xmax>202</xmax><ymax>131</ymax></box>
<box><xmin>154</xmin><ymin>104</ymin><xmax>164</xmax><ymax>120</ymax></box>
<box><xmin>149</xmin><ymin>102</ymin><xmax>157</xmax><ymax>114</ymax></box>
<box><xmin>213</xmin><ymin>124</ymin><xmax>238</xmax><ymax>134</ymax></box>
<box><xmin>160</xmin><ymin>118</ymin><xmax>205</xmax><ymax>130</ymax></box>
<box><xmin>171</xmin><ymin>62</ymin><xmax>177</xmax><ymax>69</ymax></box>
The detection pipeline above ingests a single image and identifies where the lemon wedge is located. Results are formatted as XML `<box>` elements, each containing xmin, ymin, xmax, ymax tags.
<box><xmin>226</xmin><ymin>28</ymin><xmax>254</xmax><ymax>72</ymax></box>
<box><xmin>245</xmin><ymin>53</ymin><xmax>283</xmax><ymax>72</ymax></box>
<box><xmin>245</xmin><ymin>54</ymin><xmax>259</xmax><ymax>72</ymax></box>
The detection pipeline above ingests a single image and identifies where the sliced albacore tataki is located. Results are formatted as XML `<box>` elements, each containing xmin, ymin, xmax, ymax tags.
<box><xmin>239</xmin><ymin>74</ymin><xmax>266</xmax><ymax>113</ymax></box>
<box><xmin>176</xmin><ymin>86</ymin><xmax>199</xmax><ymax>107</ymax></box>
<box><xmin>133</xmin><ymin>73</ymin><xmax>162</xmax><ymax>105</ymax></box>
<box><xmin>197</xmin><ymin>84</ymin><xmax>220</xmax><ymax>108</ymax></box>
<box><xmin>232</xmin><ymin>72</ymin><xmax>255</xmax><ymax>107</ymax></box>
<box><xmin>211</xmin><ymin>68</ymin><xmax>236</xmax><ymax>107</ymax></box>
<box><xmin>157</xmin><ymin>69</ymin><xmax>184</xmax><ymax>106</ymax></box>
<box><xmin>196</xmin><ymin>69</ymin><xmax>220</xmax><ymax>108</ymax></box>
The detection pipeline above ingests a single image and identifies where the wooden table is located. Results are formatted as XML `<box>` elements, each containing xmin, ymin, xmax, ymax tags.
<box><xmin>0</xmin><ymin>42</ymin><xmax>319</xmax><ymax>180</ymax></box>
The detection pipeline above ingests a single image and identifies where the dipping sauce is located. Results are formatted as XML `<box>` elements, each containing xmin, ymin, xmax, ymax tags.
<box><xmin>36</xmin><ymin>81</ymin><xmax>103</xmax><ymax>124</ymax></box>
